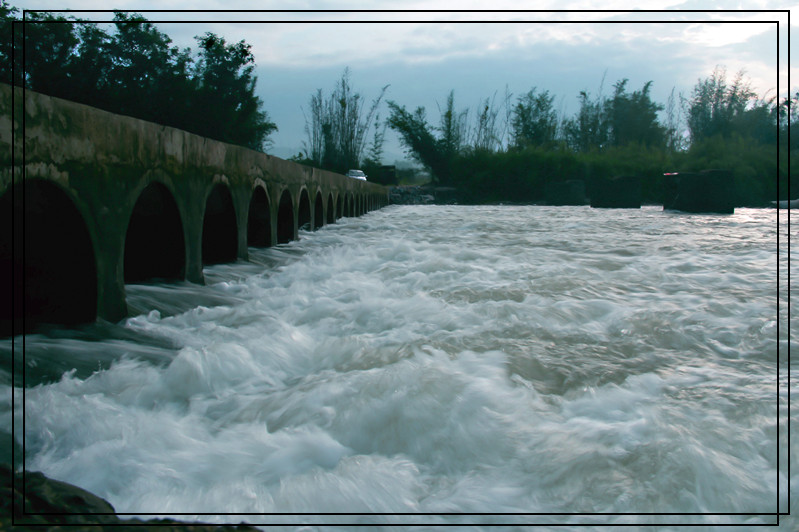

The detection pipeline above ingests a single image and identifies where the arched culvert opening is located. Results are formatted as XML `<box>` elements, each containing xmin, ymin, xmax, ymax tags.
<box><xmin>348</xmin><ymin>194</ymin><xmax>355</xmax><ymax>217</ymax></box>
<box><xmin>335</xmin><ymin>194</ymin><xmax>342</xmax><ymax>220</ymax></box>
<box><xmin>125</xmin><ymin>182</ymin><xmax>185</xmax><ymax>284</ymax></box>
<box><xmin>247</xmin><ymin>186</ymin><xmax>271</xmax><ymax>247</ymax></box>
<box><xmin>277</xmin><ymin>189</ymin><xmax>294</xmax><ymax>244</ymax></box>
<box><xmin>202</xmin><ymin>183</ymin><xmax>237</xmax><ymax>265</ymax></box>
<box><xmin>1</xmin><ymin>180</ymin><xmax>97</xmax><ymax>336</ymax></box>
<box><xmin>313</xmin><ymin>191</ymin><xmax>324</xmax><ymax>230</ymax></box>
<box><xmin>298</xmin><ymin>189</ymin><xmax>311</xmax><ymax>232</ymax></box>
<box><xmin>327</xmin><ymin>193</ymin><xmax>335</xmax><ymax>224</ymax></box>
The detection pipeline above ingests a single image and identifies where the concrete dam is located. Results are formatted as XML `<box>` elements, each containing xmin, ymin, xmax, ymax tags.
<box><xmin>0</xmin><ymin>83</ymin><xmax>388</xmax><ymax>336</ymax></box>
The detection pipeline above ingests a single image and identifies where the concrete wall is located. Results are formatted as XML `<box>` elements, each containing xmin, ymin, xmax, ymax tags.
<box><xmin>0</xmin><ymin>83</ymin><xmax>388</xmax><ymax>334</ymax></box>
<box><xmin>663</xmin><ymin>170</ymin><xmax>735</xmax><ymax>214</ymax></box>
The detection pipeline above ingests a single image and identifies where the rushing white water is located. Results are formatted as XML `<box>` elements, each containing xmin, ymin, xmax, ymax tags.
<box><xmin>1</xmin><ymin>205</ymin><xmax>794</xmax><ymax>529</ymax></box>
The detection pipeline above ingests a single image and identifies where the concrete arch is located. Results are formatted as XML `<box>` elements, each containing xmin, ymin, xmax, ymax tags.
<box><xmin>247</xmin><ymin>185</ymin><xmax>271</xmax><ymax>248</ymax></box>
<box><xmin>202</xmin><ymin>183</ymin><xmax>237</xmax><ymax>265</ymax></box>
<box><xmin>277</xmin><ymin>189</ymin><xmax>294</xmax><ymax>244</ymax></box>
<box><xmin>327</xmin><ymin>193</ymin><xmax>335</xmax><ymax>224</ymax></box>
<box><xmin>298</xmin><ymin>188</ymin><xmax>312</xmax><ymax>232</ymax></box>
<box><xmin>1</xmin><ymin>179</ymin><xmax>98</xmax><ymax>335</ymax></box>
<box><xmin>124</xmin><ymin>181</ymin><xmax>185</xmax><ymax>283</ymax></box>
<box><xmin>0</xmin><ymin>83</ymin><xmax>388</xmax><ymax>332</ymax></box>
<box><xmin>314</xmin><ymin>190</ymin><xmax>324</xmax><ymax>230</ymax></box>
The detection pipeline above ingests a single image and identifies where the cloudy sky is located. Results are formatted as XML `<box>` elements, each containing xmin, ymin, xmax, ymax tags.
<box><xmin>10</xmin><ymin>1</ymin><xmax>795</xmax><ymax>162</ymax></box>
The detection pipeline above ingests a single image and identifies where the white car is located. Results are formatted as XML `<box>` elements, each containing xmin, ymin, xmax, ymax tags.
<box><xmin>346</xmin><ymin>169</ymin><xmax>367</xmax><ymax>181</ymax></box>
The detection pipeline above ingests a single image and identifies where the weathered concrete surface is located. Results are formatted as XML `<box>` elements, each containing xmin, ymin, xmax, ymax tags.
<box><xmin>0</xmin><ymin>83</ymin><xmax>387</xmax><ymax>334</ymax></box>
<box><xmin>590</xmin><ymin>175</ymin><xmax>642</xmax><ymax>209</ymax></box>
<box><xmin>663</xmin><ymin>170</ymin><xmax>735</xmax><ymax>214</ymax></box>
<box><xmin>544</xmin><ymin>179</ymin><xmax>588</xmax><ymax>206</ymax></box>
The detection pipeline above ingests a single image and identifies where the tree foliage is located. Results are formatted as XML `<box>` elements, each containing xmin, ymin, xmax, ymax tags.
<box><xmin>470</xmin><ymin>92</ymin><xmax>507</xmax><ymax>152</ymax></box>
<box><xmin>386</xmin><ymin>101</ymin><xmax>452</xmax><ymax>184</ymax></box>
<box><xmin>605</xmin><ymin>79</ymin><xmax>665</xmax><ymax>148</ymax></box>
<box><xmin>301</xmin><ymin>68</ymin><xmax>388</xmax><ymax>173</ymax></box>
<box><xmin>685</xmin><ymin>66</ymin><xmax>776</xmax><ymax>144</ymax></box>
<box><xmin>510</xmin><ymin>88</ymin><xmax>558</xmax><ymax>149</ymax></box>
<box><xmin>387</xmin><ymin>68</ymin><xmax>783</xmax><ymax>205</ymax></box>
<box><xmin>386</xmin><ymin>91</ymin><xmax>473</xmax><ymax>185</ymax></box>
<box><xmin>0</xmin><ymin>3</ymin><xmax>277</xmax><ymax>152</ymax></box>
<box><xmin>563</xmin><ymin>89</ymin><xmax>609</xmax><ymax>152</ymax></box>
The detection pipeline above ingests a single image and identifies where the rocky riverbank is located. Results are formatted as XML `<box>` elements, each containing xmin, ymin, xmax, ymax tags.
<box><xmin>1</xmin><ymin>464</ymin><xmax>259</xmax><ymax>531</ymax></box>
<box><xmin>388</xmin><ymin>185</ymin><xmax>458</xmax><ymax>205</ymax></box>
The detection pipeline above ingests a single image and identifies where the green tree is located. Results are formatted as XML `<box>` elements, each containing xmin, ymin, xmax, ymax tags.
<box><xmin>301</xmin><ymin>68</ymin><xmax>387</xmax><ymax>172</ymax></box>
<box><xmin>0</xmin><ymin>0</ymin><xmax>20</xmax><ymax>85</ymax></box>
<box><xmin>386</xmin><ymin>101</ymin><xmax>450</xmax><ymax>184</ymax></box>
<box><xmin>605</xmin><ymin>79</ymin><xmax>665</xmax><ymax>148</ymax></box>
<box><xmin>563</xmin><ymin>89</ymin><xmax>609</xmax><ymax>152</ymax></box>
<box><xmin>363</xmin><ymin>114</ymin><xmax>387</xmax><ymax>166</ymax></box>
<box><xmin>12</xmin><ymin>10</ymin><xmax>79</xmax><ymax>96</ymax></box>
<box><xmin>0</xmin><ymin>5</ymin><xmax>277</xmax><ymax>152</ymax></box>
<box><xmin>302</xmin><ymin>88</ymin><xmax>325</xmax><ymax>166</ymax></box>
<box><xmin>470</xmin><ymin>93</ymin><xmax>506</xmax><ymax>152</ymax></box>
<box><xmin>386</xmin><ymin>91</ymin><xmax>472</xmax><ymax>185</ymax></box>
<box><xmin>664</xmin><ymin>87</ymin><xmax>686</xmax><ymax>153</ymax></box>
<box><xmin>192</xmin><ymin>32</ymin><xmax>277</xmax><ymax>151</ymax></box>
<box><xmin>783</xmin><ymin>91</ymin><xmax>799</xmax><ymax>150</ymax></box>
<box><xmin>437</xmin><ymin>90</ymin><xmax>468</xmax><ymax>162</ymax></box>
<box><xmin>107</xmin><ymin>13</ymin><xmax>186</xmax><ymax>123</ymax></box>
<box><xmin>68</xmin><ymin>21</ymin><xmax>116</xmax><ymax>108</ymax></box>
<box><xmin>510</xmin><ymin>88</ymin><xmax>558</xmax><ymax>149</ymax></box>
<box><xmin>686</xmin><ymin>66</ymin><xmax>760</xmax><ymax>143</ymax></box>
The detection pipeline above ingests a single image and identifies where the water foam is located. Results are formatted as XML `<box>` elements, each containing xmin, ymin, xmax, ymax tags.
<box><xmin>2</xmin><ymin>205</ymin><xmax>790</xmax><ymax>528</ymax></box>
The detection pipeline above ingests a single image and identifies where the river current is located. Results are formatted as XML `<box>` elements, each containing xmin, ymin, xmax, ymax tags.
<box><xmin>1</xmin><ymin>205</ymin><xmax>794</xmax><ymax>529</ymax></box>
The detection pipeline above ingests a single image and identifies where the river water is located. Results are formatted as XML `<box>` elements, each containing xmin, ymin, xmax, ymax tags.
<box><xmin>1</xmin><ymin>205</ymin><xmax>794</xmax><ymax>529</ymax></box>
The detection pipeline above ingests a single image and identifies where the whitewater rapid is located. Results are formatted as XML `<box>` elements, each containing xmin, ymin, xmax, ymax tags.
<box><xmin>1</xmin><ymin>205</ymin><xmax>793</xmax><ymax>529</ymax></box>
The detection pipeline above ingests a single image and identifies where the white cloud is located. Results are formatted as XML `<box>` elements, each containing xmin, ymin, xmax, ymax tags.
<box><xmin>679</xmin><ymin>22</ymin><xmax>773</xmax><ymax>47</ymax></box>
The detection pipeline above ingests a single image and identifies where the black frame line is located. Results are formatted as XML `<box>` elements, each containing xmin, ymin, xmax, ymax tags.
<box><xmin>9</xmin><ymin>6</ymin><xmax>790</xmax><ymax>529</ymax></box>
<box><xmin>17</xmin><ymin>8</ymin><xmax>793</xmax><ymax>13</ymax></box>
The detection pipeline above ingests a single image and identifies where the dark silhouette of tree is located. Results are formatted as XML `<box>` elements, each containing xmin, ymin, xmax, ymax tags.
<box><xmin>685</xmin><ymin>66</ymin><xmax>776</xmax><ymax>144</ymax></box>
<box><xmin>510</xmin><ymin>88</ymin><xmax>558</xmax><ymax>149</ymax></box>
<box><xmin>470</xmin><ymin>92</ymin><xmax>506</xmax><ymax>152</ymax></box>
<box><xmin>301</xmin><ymin>68</ymin><xmax>387</xmax><ymax>173</ymax></box>
<box><xmin>0</xmin><ymin>4</ymin><xmax>277</xmax><ymax>152</ymax></box>
<box><xmin>605</xmin><ymin>79</ymin><xmax>665</xmax><ymax>148</ymax></box>
<box><xmin>563</xmin><ymin>89</ymin><xmax>609</xmax><ymax>152</ymax></box>
<box><xmin>386</xmin><ymin>101</ymin><xmax>450</xmax><ymax>184</ymax></box>
<box><xmin>192</xmin><ymin>32</ymin><xmax>276</xmax><ymax>151</ymax></box>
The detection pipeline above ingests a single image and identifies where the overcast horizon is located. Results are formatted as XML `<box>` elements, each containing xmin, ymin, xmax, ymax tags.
<box><xmin>9</xmin><ymin>1</ymin><xmax>795</xmax><ymax>164</ymax></box>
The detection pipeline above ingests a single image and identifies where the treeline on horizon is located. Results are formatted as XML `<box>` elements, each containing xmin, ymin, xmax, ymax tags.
<box><xmin>377</xmin><ymin>71</ymin><xmax>795</xmax><ymax>206</ymax></box>
<box><xmin>2</xmin><ymin>2</ymin><xmax>795</xmax><ymax>205</ymax></box>
<box><xmin>297</xmin><ymin>65</ymin><xmax>795</xmax><ymax>206</ymax></box>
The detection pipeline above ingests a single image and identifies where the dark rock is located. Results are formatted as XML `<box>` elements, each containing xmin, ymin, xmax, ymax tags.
<box><xmin>1</xmin><ymin>463</ymin><xmax>261</xmax><ymax>531</ymax></box>
<box><xmin>388</xmin><ymin>185</ymin><xmax>460</xmax><ymax>205</ymax></box>
<box><xmin>663</xmin><ymin>170</ymin><xmax>735</xmax><ymax>214</ymax></box>
<box><xmin>590</xmin><ymin>175</ymin><xmax>641</xmax><ymax>209</ymax></box>
<box><xmin>389</xmin><ymin>185</ymin><xmax>433</xmax><ymax>205</ymax></box>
